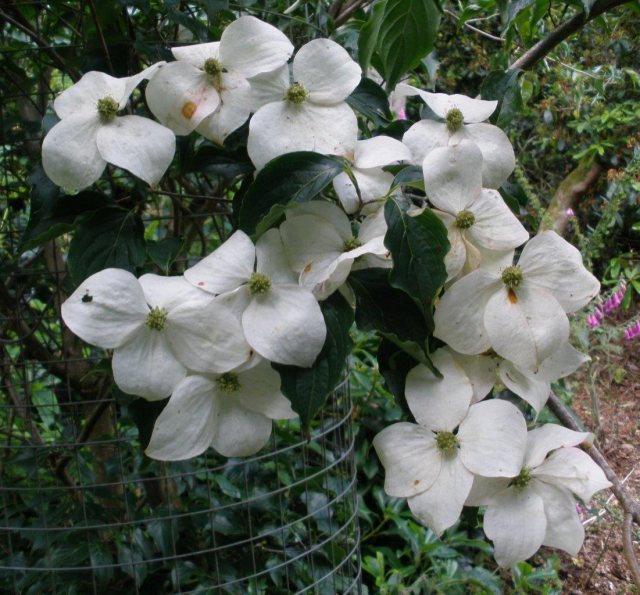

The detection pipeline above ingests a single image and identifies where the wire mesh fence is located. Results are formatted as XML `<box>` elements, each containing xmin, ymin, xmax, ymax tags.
<box><xmin>0</xmin><ymin>6</ymin><xmax>362</xmax><ymax>593</ymax></box>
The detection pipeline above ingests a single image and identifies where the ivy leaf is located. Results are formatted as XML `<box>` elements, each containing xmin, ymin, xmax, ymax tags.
<box><xmin>274</xmin><ymin>292</ymin><xmax>354</xmax><ymax>429</ymax></box>
<box><xmin>376</xmin><ymin>0</ymin><xmax>441</xmax><ymax>91</ymax></box>
<box><xmin>481</xmin><ymin>69</ymin><xmax>523</xmax><ymax>127</ymax></box>
<box><xmin>68</xmin><ymin>207</ymin><xmax>146</xmax><ymax>283</ymax></box>
<box><xmin>346</xmin><ymin>77</ymin><xmax>392</xmax><ymax>126</ymax></box>
<box><xmin>383</xmin><ymin>197</ymin><xmax>449</xmax><ymax>322</ymax></box>
<box><xmin>238</xmin><ymin>152</ymin><xmax>345</xmax><ymax>236</ymax></box>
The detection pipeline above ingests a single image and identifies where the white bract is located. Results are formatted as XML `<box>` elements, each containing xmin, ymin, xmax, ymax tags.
<box><xmin>184</xmin><ymin>229</ymin><xmax>326</xmax><ymax>367</ymax></box>
<box><xmin>373</xmin><ymin>349</ymin><xmax>528</xmax><ymax>535</ymax></box>
<box><xmin>280</xmin><ymin>201</ymin><xmax>389</xmax><ymax>300</ymax></box>
<box><xmin>434</xmin><ymin>230</ymin><xmax>600</xmax><ymax>372</ymax></box>
<box><xmin>399</xmin><ymin>84</ymin><xmax>515</xmax><ymax>188</ymax></box>
<box><xmin>61</xmin><ymin>269</ymin><xmax>250</xmax><ymax>400</ymax></box>
<box><xmin>145</xmin><ymin>361</ymin><xmax>297</xmax><ymax>460</ymax></box>
<box><xmin>332</xmin><ymin>136</ymin><xmax>412</xmax><ymax>214</ymax></box>
<box><xmin>146</xmin><ymin>16</ymin><xmax>293</xmax><ymax>140</ymax></box>
<box><xmin>422</xmin><ymin>141</ymin><xmax>528</xmax><ymax>280</ymax></box>
<box><xmin>42</xmin><ymin>66</ymin><xmax>175</xmax><ymax>191</ymax></box>
<box><xmin>466</xmin><ymin>424</ymin><xmax>611</xmax><ymax>567</ymax></box>
<box><xmin>247</xmin><ymin>38</ymin><xmax>361</xmax><ymax>170</ymax></box>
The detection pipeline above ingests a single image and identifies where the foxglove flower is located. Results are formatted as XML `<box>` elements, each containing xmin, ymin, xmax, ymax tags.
<box><xmin>399</xmin><ymin>85</ymin><xmax>515</xmax><ymax>188</ymax></box>
<box><xmin>247</xmin><ymin>38</ymin><xmax>361</xmax><ymax>170</ymax></box>
<box><xmin>434</xmin><ymin>231</ymin><xmax>600</xmax><ymax>372</ymax></box>
<box><xmin>42</xmin><ymin>65</ymin><xmax>175</xmax><ymax>191</ymax></box>
<box><xmin>61</xmin><ymin>269</ymin><xmax>250</xmax><ymax>400</ymax></box>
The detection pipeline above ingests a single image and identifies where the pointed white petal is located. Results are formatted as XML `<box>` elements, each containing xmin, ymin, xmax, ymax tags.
<box><xmin>533</xmin><ymin>447</ymin><xmax>611</xmax><ymax>502</ymax></box>
<box><xmin>97</xmin><ymin>115</ymin><xmax>175</xmax><ymax>186</ymax></box>
<box><xmin>145</xmin><ymin>61</ymin><xmax>220</xmax><ymax>135</ymax></box>
<box><xmin>402</xmin><ymin>119</ymin><xmax>449</xmax><ymax>165</ymax></box>
<box><xmin>499</xmin><ymin>360</ymin><xmax>550</xmax><ymax>413</ymax></box>
<box><xmin>61</xmin><ymin>268</ymin><xmax>147</xmax><ymax>348</ymax></box>
<box><xmin>534</xmin><ymin>342</ymin><xmax>589</xmax><ymax>382</ymax></box>
<box><xmin>484</xmin><ymin>285</ymin><xmax>569</xmax><ymax>372</ymax></box>
<box><xmin>286</xmin><ymin>200</ymin><xmax>352</xmax><ymax>239</ymax></box>
<box><xmin>184</xmin><ymin>230</ymin><xmax>255</xmax><ymax>294</ymax></box>
<box><xmin>121</xmin><ymin>62</ymin><xmax>166</xmax><ymax>105</ymax></box>
<box><xmin>249</xmin><ymin>64</ymin><xmax>290</xmax><ymax>108</ymax></box>
<box><xmin>334</xmin><ymin>168</ymin><xmax>394</xmax><ymax>214</ymax></box>
<box><xmin>525</xmin><ymin>424</ymin><xmax>591</xmax><ymax>468</ymax></box>
<box><xmin>112</xmin><ymin>327</ymin><xmax>186</xmax><ymax>400</ymax></box>
<box><xmin>435</xmin><ymin>213</ymin><xmax>466</xmax><ymax>280</ymax></box>
<box><xmin>248</xmin><ymin>101</ymin><xmax>357</xmax><ymax>171</ymax></box>
<box><xmin>235</xmin><ymin>362</ymin><xmax>296</xmax><ymax>419</ymax></box>
<box><xmin>172</xmin><ymin>41</ymin><xmax>219</xmax><ymax>68</ymax></box>
<box><xmin>294</xmin><ymin>39</ymin><xmax>361</xmax><ymax>104</ymax></box>
<box><xmin>242</xmin><ymin>285</ymin><xmax>326</xmax><ymax>367</ymax></box>
<box><xmin>210</xmin><ymin>393</ymin><xmax>272</xmax><ymax>457</ymax></box>
<box><xmin>354</xmin><ymin>136</ymin><xmax>412</xmax><ymax>169</ymax></box>
<box><xmin>408</xmin><ymin>455</ymin><xmax>473</xmax><ymax>536</ymax></box>
<box><xmin>450</xmin><ymin>351</ymin><xmax>497</xmax><ymax>404</ymax></box>
<box><xmin>465</xmin><ymin>476</ymin><xmax>510</xmax><ymax>506</ymax></box>
<box><xmin>372</xmin><ymin>422</ymin><xmax>441</xmax><ymax>497</ymax></box>
<box><xmin>358</xmin><ymin>205</ymin><xmax>388</xmax><ymax>242</ymax></box>
<box><xmin>421</xmin><ymin>92</ymin><xmax>497</xmax><ymax>122</ymax></box>
<box><xmin>255</xmin><ymin>228</ymin><xmax>297</xmax><ymax>284</ymax></box>
<box><xmin>462</xmin><ymin>123</ymin><xmax>515</xmax><ymax>188</ymax></box>
<box><xmin>518</xmin><ymin>231</ymin><xmax>600</xmax><ymax>312</ymax></box>
<box><xmin>145</xmin><ymin>376</ymin><xmax>218</xmax><ymax>460</ymax></box>
<box><xmin>42</xmin><ymin>114</ymin><xmax>106</xmax><ymax>191</ymax></box>
<box><xmin>54</xmin><ymin>71</ymin><xmax>126</xmax><ymax>119</ymax></box>
<box><xmin>423</xmin><ymin>141</ymin><xmax>483</xmax><ymax>214</ymax></box>
<box><xmin>405</xmin><ymin>350</ymin><xmax>473</xmax><ymax>431</ymax></box>
<box><xmin>484</xmin><ymin>487</ymin><xmax>546</xmax><ymax>567</ymax></box>
<box><xmin>458</xmin><ymin>399</ymin><xmax>527</xmax><ymax>477</ymax></box>
<box><xmin>138</xmin><ymin>273</ymin><xmax>207</xmax><ymax>311</ymax></box>
<box><xmin>434</xmin><ymin>270</ymin><xmax>499</xmax><ymax>355</ymax></box>
<box><xmin>479</xmin><ymin>247</ymin><xmax>516</xmax><ymax>274</ymax></box>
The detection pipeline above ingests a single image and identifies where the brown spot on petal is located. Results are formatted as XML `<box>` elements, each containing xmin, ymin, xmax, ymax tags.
<box><xmin>181</xmin><ymin>101</ymin><xmax>197</xmax><ymax>119</ymax></box>
<box><xmin>508</xmin><ymin>288</ymin><xmax>518</xmax><ymax>304</ymax></box>
<box><xmin>303</xmin><ymin>263</ymin><xmax>313</xmax><ymax>273</ymax></box>
<box><xmin>197</xmin><ymin>281</ymin><xmax>205</xmax><ymax>287</ymax></box>
<box><xmin>413</xmin><ymin>479</ymin><xmax>420</xmax><ymax>486</ymax></box>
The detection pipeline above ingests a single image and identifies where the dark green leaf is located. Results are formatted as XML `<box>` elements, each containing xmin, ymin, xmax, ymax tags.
<box><xmin>505</xmin><ymin>0</ymin><xmax>537</xmax><ymax>25</ymax></box>
<box><xmin>377</xmin><ymin>0</ymin><xmax>441</xmax><ymax>91</ymax></box>
<box><xmin>391</xmin><ymin>164</ymin><xmax>424</xmax><ymax>190</ymax></box>
<box><xmin>147</xmin><ymin>237</ymin><xmax>182</xmax><ymax>274</ymax></box>
<box><xmin>383</xmin><ymin>197</ymin><xmax>449</xmax><ymax>315</ymax></box>
<box><xmin>191</xmin><ymin>144</ymin><xmax>253</xmax><ymax>179</ymax></box>
<box><xmin>130</xmin><ymin>396</ymin><xmax>168</xmax><ymax>450</ymax></box>
<box><xmin>67</xmin><ymin>207</ymin><xmax>146</xmax><ymax>283</ymax></box>
<box><xmin>346</xmin><ymin>77</ymin><xmax>392</xmax><ymax>125</ymax></box>
<box><xmin>377</xmin><ymin>338</ymin><xmax>419</xmax><ymax>415</ymax></box>
<box><xmin>358</xmin><ymin>0</ymin><xmax>387</xmax><ymax>72</ymax></box>
<box><xmin>274</xmin><ymin>292</ymin><xmax>354</xmax><ymax>428</ymax></box>
<box><xmin>238</xmin><ymin>152</ymin><xmax>345</xmax><ymax>236</ymax></box>
<box><xmin>481</xmin><ymin>69</ymin><xmax>523</xmax><ymax>126</ymax></box>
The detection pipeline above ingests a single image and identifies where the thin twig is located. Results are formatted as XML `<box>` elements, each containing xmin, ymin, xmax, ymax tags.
<box><xmin>444</xmin><ymin>9</ymin><xmax>505</xmax><ymax>43</ymax></box>
<box><xmin>88</xmin><ymin>0</ymin><xmax>115</xmax><ymax>74</ymax></box>
<box><xmin>623</xmin><ymin>513</ymin><xmax>640</xmax><ymax>588</ymax></box>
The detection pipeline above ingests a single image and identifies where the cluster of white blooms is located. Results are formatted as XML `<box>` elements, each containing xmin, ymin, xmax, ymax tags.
<box><xmin>47</xmin><ymin>15</ymin><xmax>611</xmax><ymax>568</ymax></box>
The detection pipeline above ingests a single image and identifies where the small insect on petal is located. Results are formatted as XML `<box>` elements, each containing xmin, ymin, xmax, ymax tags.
<box><xmin>181</xmin><ymin>101</ymin><xmax>197</xmax><ymax>120</ymax></box>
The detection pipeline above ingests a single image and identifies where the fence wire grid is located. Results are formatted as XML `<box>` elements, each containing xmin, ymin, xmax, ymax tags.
<box><xmin>0</xmin><ymin>5</ymin><xmax>362</xmax><ymax>593</ymax></box>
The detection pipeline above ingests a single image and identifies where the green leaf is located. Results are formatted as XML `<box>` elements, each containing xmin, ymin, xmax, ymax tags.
<box><xmin>376</xmin><ymin>0</ymin><xmax>441</xmax><ymax>91</ymax></box>
<box><xmin>383</xmin><ymin>197</ymin><xmax>449</xmax><ymax>316</ymax></box>
<box><xmin>346</xmin><ymin>77</ymin><xmax>392</xmax><ymax>125</ymax></box>
<box><xmin>238</xmin><ymin>152</ymin><xmax>345</xmax><ymax>236</ymax></box>
<box><xmin>377</xmin><ymin>338</ymin><xmax>419</xmax><ymax>415</ymax></box>
<box><xmin>67</xmin><ymin>207</ymin><xmax>147</xmax><ymax>283</ymax></box>
<box><xmin>129</xmin><ymin>396</ymin><xmax>168</xmax><ymax>450</ymax></box>
<box><xmin>481</xmin><ymin>69</ymin><xmax>523</xmax><ymax>126</ymax></box>
<box><xmin>146</xmin><ymin>237</ymin><xmax>182</xmax><ymax>274</ymax></box>
<box><xmin>274</xmin><ymin>292</ymin><xmax>354</xmax><ymax>428</ymax></box>
<box><xmin>358</xmin><ymin>0</ymin><xmax>387</xmax><ymax>72</ymax></box>
<box><xmin>390</xmin><ymin>164</ymin><xmax>424</xmax><ymax>190</ymax></box>
<box><xmin>190</xmin><ymin>144</ymin><xmax>253</xmax><ymax>179</ymax></box>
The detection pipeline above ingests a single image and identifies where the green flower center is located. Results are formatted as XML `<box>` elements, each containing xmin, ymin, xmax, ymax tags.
<box><xmin>249</xmin><ymin>272</ymin><xmax>272</xmax><ymax>295</ymax></box>
<box><xmin>501</xmin><ymin>265</ymin><xmax>524</xmax><ymax>289</ymax></box>
<box><xmin>510</xmin><ymin>466</ymin><xmax>532</xmax><ymax>489</ymax></box>
<box><xmin>96</xmin><ymin>96</ymin><xmax>119</xmax><ymax>122</ymax></box>
<box><xmin>204</xmin><ymin>58</ymin><xmax>223</xmax><ymax>77</ymax></box>
<box><xmin>435</xmin><ymin>431</ymin><xmax>459</xmax><ymax>454</ymax></box>
<box><xmin>343</xmin><ymin>237</ymin><xmax>362</xmax><ymax>252</ymax></box>
<box><xmin>216</xmin><ymin>372</ymin><xmax>240</xmax><ymax>393</ymax></box>
<box><xmin>455</xmin><ymin>209</ymin><xmax>476</xmax><ymax>229</ymax></box>
<box><xmin>286</xmin><ymin>82</ymin><xmax>308</xmax><ymax>104</ymax></box>
<box><xmin>445</xmin><ymin>108</ymin><xmax>464</xmax><ymax>132</ymax></box>
<box><xmin>145</xmin><ymin>307</ymin><xmax>168</xmax><ymax>331</ymax></box>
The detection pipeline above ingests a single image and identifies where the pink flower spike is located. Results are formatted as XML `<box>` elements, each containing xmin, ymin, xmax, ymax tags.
<box><xmin>587</xmin><ymin>315</ymin><xmax>599</xmax><ymax>328</ymax></box>
<box><xmin>566</xmin><ymin>208</ymin><xmax>575</xmax><ymax>217</ymax></box>
<box><xmin>396</xmin><ymin>108</ymin><xmax>408</xmax><ymax>121</ymax></box>
<box><xmin>594</xmin><ymin>308</ymin><xmax>604</xmax><ymax>321</ymax></box>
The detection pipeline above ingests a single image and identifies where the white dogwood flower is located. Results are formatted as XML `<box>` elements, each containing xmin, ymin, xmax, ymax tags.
<box><xmin>61</xmin><ymin>269</ymin><xmax>251</xmax><ymax>400</ymax></box>
<box><xmin>466</xmin><ymin>424</ymin><xmax>611</xmax><ymax>567</ymax></box>
<box><xmin>247</xmin><ymin>38</ymin><xmax>361</xmax><ymax>170</ymax></box>
<box><xmin>42</xmin><ymin>65</ymin><xmax>175</xmax><ymax>191</ymax></box>
<box><xmin>399</xmin><ymin>85</ymin><xmax>515</xmax><ymax>188</ymax></box>
<box><xmin>146</xmin><ymin>16</ymin><xmax>293</xmax><ymax>140</ymax></box>
<box><xmin>434</xmin><ymin>231</ymin><xmax>600</xmax><ymax>372</ymax></box>
<box><xmin>373</xmin><ymin>349</ymin><xmax>528</xmax><ymax>536</ymax></box>
<box><xmin>184</xmin><ymin>229</ymin><xmax>326</xmax><ymax>367</ymax></box>
<box><xmin>422</xmin><ymin>141</ymin><xmax>529</xmax><ymax>280</ymax></box>
<box><xmin>145</xmin><ymin>361</ymin><xmax>297</xmax><ymax>460</ymax></box>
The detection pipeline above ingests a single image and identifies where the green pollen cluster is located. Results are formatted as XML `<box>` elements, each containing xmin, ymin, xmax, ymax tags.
<box><xmin>249</xmin><ymin>272</ymin><xmax>272</xmax><ymax>295</ymax></box>
<box><xmin>445</xmin><ymin>108</ymin><xmax>464</xmax><ymax>132</ymax></box>
<box><xmin>455</xmin><ymin>209</ymin><xmax>476</xmax><ymax>229</ymax></box>
<box><xmin>96</xmin><ymin>96</ymin><xmax>119</xmax><ymax>122</ymax></box>
<box><xmin>501</xmin><ymin>265</ymin><xmax>524</xmax><ymax>289</ymax></box>
<box><xmin>510</xmin><ymin>466</ymin><xmax>532</xmax><ymax>489</ymax></box>
<box><xmin>286</xmin><ymin>82</ymin><xmax>308</xmax><ymax>104</ymax></box>
<box><xmin>216</xmin><ymin>372</ymin><xmax>241</xmax><ymax>393</ymax></box>
<box><xmin>145</xmin><ymin>307</ymin><xmax>168</xmax><ymax>331</ymax></box>
<box><xmin>204</xmin><ymin>58</ymin><xmax>223</xmax><ymax>77</ymax></box>
<box><xmin>343</xmin><ymin>237</ymin><xmax>362</xmax><ymax>252</ymax></box>
<box><xmin>435</xmin><ymin>431</ymin><xmax>459</xmax><ymax>454</ymax></box>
